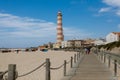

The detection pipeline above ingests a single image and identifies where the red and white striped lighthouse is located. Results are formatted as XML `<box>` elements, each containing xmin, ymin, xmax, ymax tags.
<box><xmin>57</xmin><ymin>11</ymin><xmax>64</xmax><ymax>45</ymax></box>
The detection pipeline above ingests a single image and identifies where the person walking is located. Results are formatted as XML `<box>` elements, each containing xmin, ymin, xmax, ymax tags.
<box><xmin>85</xmin><ymin>48</ymin><xmax>88</xmax><ymax>54</ymax></box>
<box><xmin>87</xmin><ymin>47</ymin><xmax>91</xmax><ymax>54</ymax></box>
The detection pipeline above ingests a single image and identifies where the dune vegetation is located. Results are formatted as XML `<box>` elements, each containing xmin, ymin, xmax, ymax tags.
<box><xmin>98</xmin><ymin>40</ymin><xmax>120</xmax><ymax>50</ymax></box>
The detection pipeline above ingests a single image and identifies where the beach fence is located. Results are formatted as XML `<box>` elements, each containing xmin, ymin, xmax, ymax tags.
<box><xmin>0</xmin><ymin>51</ymin><xmax>81</xmax><ymax>80</ymax></box>
<box><xmin>96</xmin><ymin>51</ymin><xmax>120</xmax><ymax>79</ymax></box>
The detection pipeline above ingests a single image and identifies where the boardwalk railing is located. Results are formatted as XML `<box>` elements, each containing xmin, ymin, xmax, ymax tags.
<box><xmin>96</xmin><ymin>50</ymin><xmax>120</xmax><ymax>77</ymax></box>
<box><xmin>0</xmin><ymin>51</ymin><xmax>81</xmax><ymax>80</ymax></box>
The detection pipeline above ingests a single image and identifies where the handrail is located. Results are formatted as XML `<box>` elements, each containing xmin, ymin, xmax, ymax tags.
<box><xmin>96</xmin><ymin>50</ymin><xmax>120</xmax><ymax>76</ymax></box>
<box><xmin>99</xmin><ymin>51</ymin><xmax>120</xmax><ymax>62</ymax></box>
<box><xmin>0</xmin><ymin>70</ymin><xmax>8</xmax><ymax>76</ymax></box>
<box><xmin>50</xmin><ymin>64</ymin><xmax>64</xmax><ymax>70</ymax></box>
<box><xmin>50</xmin><ymin>60</ymin><xmax>71</xmax><ymax>70</ymax></box>
<box><xmin>18</xmin><ymin>62</ymin><xmax>46</xmax><ymax>77</ymax></box>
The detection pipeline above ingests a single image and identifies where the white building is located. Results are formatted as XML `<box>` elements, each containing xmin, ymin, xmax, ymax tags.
<box><xmin>61</xmin><ymin>41</ymin><xmax>68</xmax><ymax>48</ymax></box>
<box><xmin>106</xmin><ymin>32</ymin><xmax>120</xmax><ymax>43</ymax></box>
<box><xmin>74</xmin><ymin>40</ymin><xmax>83</xmax><ymax>47</ymax></box>
<box><xmin>61</xmin><ymin>40</ymin><xmax>84</xmax><ymax>48</ymax></box>
<box><xmin>94</xmin><ymin>39</ymin><xmax>106</xmax><ymax>45</ymax></box>
<box><xmin>61</xmin><ymin>40</ymin><xmax>74</xmax><ymax>48</ymax></box>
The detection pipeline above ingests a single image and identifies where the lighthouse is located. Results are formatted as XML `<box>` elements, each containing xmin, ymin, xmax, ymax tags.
<box><xmin>57</xmin><ymin>11</ymin><xmax>64</xmax><ymax>46</ymax></box>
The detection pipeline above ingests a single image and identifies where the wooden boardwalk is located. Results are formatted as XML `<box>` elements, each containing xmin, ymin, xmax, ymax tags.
<box><xmin>62</xmin><ymin>53</ymin><xmax>113</xmax><ymax>80</ymax></box>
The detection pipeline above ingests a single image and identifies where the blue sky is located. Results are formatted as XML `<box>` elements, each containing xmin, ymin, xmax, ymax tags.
<box><xmin>0</xmin><ymin>0</ymin><xmax>120</xmax><ymax>48</ymax></box>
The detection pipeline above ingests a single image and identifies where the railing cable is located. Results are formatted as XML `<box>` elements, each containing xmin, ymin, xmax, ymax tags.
<box><xmin>0</xmin><ymin>70</ymin><xmax>8</xmax><ymax>76</ymax></box>
<box><xmin>66</xmin><ymin>60</ymin><xmax>71</xmax><ymax>64</ymax></box>
<box><xmin>50</xmin><ymin>64</ymin><xmax>64</xmax><ymax>70</ymax></box>
<box><xmin>18</xmin><ymin>62</ymin><xmax>46</xmax><ymax>77</ymax></box>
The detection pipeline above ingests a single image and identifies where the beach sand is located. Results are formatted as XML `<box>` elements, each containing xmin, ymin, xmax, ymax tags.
<box><xmin>0</xmin><ymin>50</ymin><xmax>76</xmax><ymax>80</ymax></box>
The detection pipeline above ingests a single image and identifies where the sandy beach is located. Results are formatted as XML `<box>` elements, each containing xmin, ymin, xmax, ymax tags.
<box><xmin>0</xmin><ymin>50</ymin><xmax>76</xmax><ymax>80</ymax></box>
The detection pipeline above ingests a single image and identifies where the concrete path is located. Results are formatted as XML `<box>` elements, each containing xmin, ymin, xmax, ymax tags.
<box><xmin>63</xmin><ymin>53</ymin><xmax>113</xmax><ymax>80</ymax></box>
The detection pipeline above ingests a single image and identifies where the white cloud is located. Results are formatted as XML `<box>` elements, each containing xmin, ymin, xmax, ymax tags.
<box><xmin>0</xmin><ymin>13</ymin><xmax>54</xmax><ymax>29</ymax></box>
<box><xmin>103</xmin><ymin>0</ymin><xmax>120</xmax><ymax>7</ymax></box>
<box><xmin>0</xmin><ymin>13</ymin><xmax>93</xmax><ymax>39</ymax></box>
<box><xmin>102</xmin><ymin>0</ymin><xmax>120</xmax><ymax>16</ymax></box>
<box><xmin>0</xmin><ymin>13</ymin><xmax>57</xmax><ymax>38</ymax></box>
<box><xmin>0</xmin><ymin>12</ymin><xmax>93</xmax><ymax>47</ymax></box>
<box><xmin>99</xmin><ymin>7</ymin><xmax>111</xmax><ymax>13</ymax></box>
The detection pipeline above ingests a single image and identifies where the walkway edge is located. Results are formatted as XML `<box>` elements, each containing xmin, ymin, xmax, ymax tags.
<box><xmin>61</xmin><ymin>54</ymin><xmax>85</xmax><ymax>80</ymax></box>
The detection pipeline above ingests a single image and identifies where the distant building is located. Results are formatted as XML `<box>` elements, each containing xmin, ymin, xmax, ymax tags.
<box><xmin>74</xmin><ymin>40</ymin><xmax>84</xmax><ymax>47</ymax></box>
<box><xmin>61</xmin><ymin>40</ymin><xmax>85</xmax><ymax>48</ymax></box>
<box><xmin>61</xmin><ymin>39</ymin><xmax>95</xmax><ymax>48</ymax></box>
<box><xmin>83</xmin><ymin>39</ymin><xmax>95</xmax><ymax>47</ymax></box>
<box><xmin>61</xmin><ymin>41</ymin><xmax>68</xmax><ymax>48</ymax></box>
<box><xmin>53</xmin><ymin>43</ymin><xmax>61</xmax><ymax>49</ymax></box>
<box><xmin>67</xmin><ymin>40</ymin><xmax>75</xmax><ymax>48</ymax></box>
<box><xmin>38</xmin><ymin>42</ymin><xmax>54</xmax><ymax>50</ymax></box>
<box><xmin>47</xmin><ymin>42</ymin><xmax>54</xmax><ymax>49</ymax></box>
<box><xmin>106</xmin><ymin>32</ymin><xmax>120</xmax><ymax>43</ymax></box>
<box><xmin>94</xmin><ymin>39</ymin><xmax>106</xmax><ymax>45</ymax></box>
